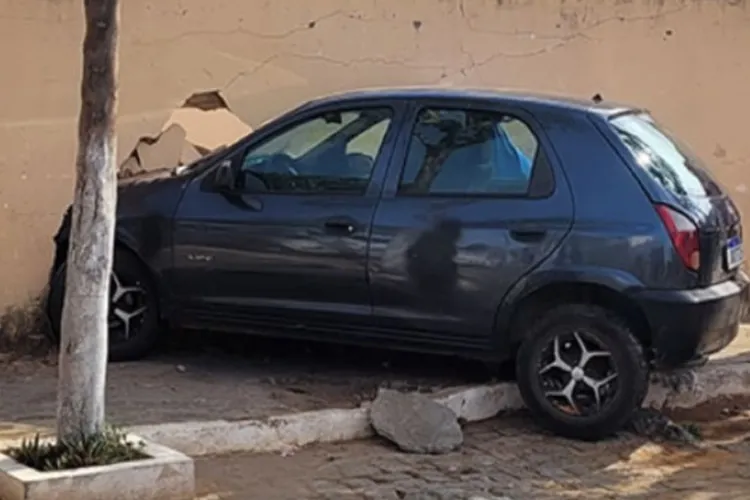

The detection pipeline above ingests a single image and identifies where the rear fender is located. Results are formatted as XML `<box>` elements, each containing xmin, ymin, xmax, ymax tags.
<box><xmin>493</xmin><ymin>267</ymin><xmax>646</xmax><ymax>348</ymax></box>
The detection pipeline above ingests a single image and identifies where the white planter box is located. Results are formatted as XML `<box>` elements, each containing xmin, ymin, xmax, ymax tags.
<box><xmin>0</xmin><ymin>434</ymin><xmax>194</xmax><ymax>500</ymax></box>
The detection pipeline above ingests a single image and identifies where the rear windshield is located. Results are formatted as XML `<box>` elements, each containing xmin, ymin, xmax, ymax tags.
<box><xmin>610</xmin><ymin>112</ymin><xmax>722</xmax><ymax>197</ymax></box>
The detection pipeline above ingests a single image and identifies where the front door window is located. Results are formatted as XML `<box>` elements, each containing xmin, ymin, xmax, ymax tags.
<box><xmin>239</xmin><ymin>107</ymin><xmax>393</xmax><ymax>194</ymax></box>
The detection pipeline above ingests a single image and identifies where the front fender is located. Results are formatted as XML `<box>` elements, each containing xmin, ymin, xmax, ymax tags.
<box><xmin>51</xmin><ymin>167</ymin><xmax>190</xmax><ymax>273</ymax></box>
<box><xmin>52</xmin><ymin>208</ymin><xmax>141</xmax><ymax>270</ymax></box>
<box><xmin>48</xmin><ymin>211</ymin><xmax>172</xmax><ymax>323</ymax></box>
<box><xmin>54</xmin><ymin>225</ymin><xmax>142</xmax><ymax>262</ymax></box>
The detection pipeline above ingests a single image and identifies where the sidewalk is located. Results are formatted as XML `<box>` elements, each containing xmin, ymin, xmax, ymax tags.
<box><xmin>0</xmin><ymin>334</ymin><xmax>476</xmax><ymax>438</ymax></box>
<box><xmin>5</xmin><ymin>326</ymin><xmax>748</xmax><ymax>428</ymax></box>
<box><xmin>195</xmin><ymin>413</ymin><xmax>750</xmax><ymax>500</ymax></box>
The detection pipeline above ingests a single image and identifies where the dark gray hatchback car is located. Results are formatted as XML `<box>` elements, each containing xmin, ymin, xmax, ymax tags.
<box><xmin>47</xmin><ymin>88</ymin><xmax>747</xmax><ymax>440</ymax></box>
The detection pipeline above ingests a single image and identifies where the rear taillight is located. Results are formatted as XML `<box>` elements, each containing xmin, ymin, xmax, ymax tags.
<box><xmin>655</xmin><ymin>204</ymin><xmax>700</xmax><ymax>271</ymax></box>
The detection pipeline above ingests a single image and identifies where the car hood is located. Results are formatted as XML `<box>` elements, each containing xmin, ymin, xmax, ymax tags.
<box><xmin>53</xmin><ymin>165</ymin><xmax>198</xmax><ymax>247</ymax></box>
<box><xmin>118</xmin><ymin>165</ymin><xmax>188</xmax><ymax>186</ymax></box>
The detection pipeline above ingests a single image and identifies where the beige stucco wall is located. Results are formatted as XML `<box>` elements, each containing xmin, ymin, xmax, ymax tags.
<box><xmin>1</xmin><ymin>0</ymin><xmax>750</xmax><ymax>315</ymax></box>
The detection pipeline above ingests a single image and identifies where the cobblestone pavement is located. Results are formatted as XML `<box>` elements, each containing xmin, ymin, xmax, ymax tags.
<box><xmin>196</xmin><ymin>414</ymin><xmax>750</xmax><ymax>500</ymax></box>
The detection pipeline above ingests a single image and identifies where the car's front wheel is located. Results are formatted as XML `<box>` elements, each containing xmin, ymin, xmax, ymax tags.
<box><xmin>47</xmin><ymin>247</ymin><xmax>160</xmax><ymax>362</ymax></box>
<box><xmin>515</xmin><ymin>304</ymin><xmax>649</xmax><ymax>440</ymax></box>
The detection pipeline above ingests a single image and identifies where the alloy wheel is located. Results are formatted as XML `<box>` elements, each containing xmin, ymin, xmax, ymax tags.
<box><xmin>108</xmin><ymin>271</ymin><xmax>147</xmax><ymax>344</ymax></box>
<box><xmin>537</xmin><ymin>331</ymin><xmax>618</xmax><ymax>416</ymax></box>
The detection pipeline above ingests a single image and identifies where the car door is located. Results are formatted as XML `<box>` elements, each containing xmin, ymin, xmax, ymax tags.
<box><xmin>368</xmin><ymin>101</ymin><xmax>574</xmax><ymax>353</ymax></box>
<box><xmin>170</xmin><ymin>101</ymin><xmax>405</xmax><ymax>334</ymax></box>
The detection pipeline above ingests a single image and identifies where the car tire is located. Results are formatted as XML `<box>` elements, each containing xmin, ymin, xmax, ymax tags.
<box><xmin>515</xmin><ymin>304</ymin><xmax>649</xmax><ymax>441</ymax></box>
<box><xmin>47</xmin><ymin>247</ymin><xmax>160</xmax><ymax>362</ymax></box>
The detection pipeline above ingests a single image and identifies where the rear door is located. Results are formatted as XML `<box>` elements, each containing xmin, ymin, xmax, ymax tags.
<box><xmin>605</xmin><ymin>112</ymin><xmax>743</xmax><ymax>287</ymax></box>
<box><xmin>367</xmin><ymin>100</ymin><xmax>574</xmax><ymax>353</ymax></box>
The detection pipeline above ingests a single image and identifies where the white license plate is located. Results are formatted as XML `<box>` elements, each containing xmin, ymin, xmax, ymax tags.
<box><xmin>726</xmin><ymin>236</ymin><xmax>744</xmax><ymax>270</ymax></box>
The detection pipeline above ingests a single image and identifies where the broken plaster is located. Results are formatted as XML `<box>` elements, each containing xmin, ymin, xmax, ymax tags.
<box><xmin>118</xmin><ymin>90</ymin><xmax>253</xmax><ymax>179</ymax></box>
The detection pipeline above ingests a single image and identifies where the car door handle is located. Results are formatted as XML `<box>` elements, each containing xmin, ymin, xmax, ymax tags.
<box><xmin>324</xmin><ymin>217</ymin><xmax>357</xmax><ymax>234</ymax></box>
<box><xmin>510</xmin><ymin>229</ymin><xmax>547</xmax><ymax>243</ymax></box>
<box><xmin>239</xmin><ymin>194</ymin><xmax>263</xmax><ymax>211</ymax></box>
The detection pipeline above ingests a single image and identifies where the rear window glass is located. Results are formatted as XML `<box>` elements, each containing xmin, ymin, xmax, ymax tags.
<box><xmin>610</xmin><ymin>113</ymin><xmax>722</xmax><ymax>197</ymax></box>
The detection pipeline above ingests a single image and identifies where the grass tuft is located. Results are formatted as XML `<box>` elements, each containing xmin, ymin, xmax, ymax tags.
<box><xmin>5</xmin><ymin>426</ymin><xmax>148</xmax><ymax>472</ymax></box>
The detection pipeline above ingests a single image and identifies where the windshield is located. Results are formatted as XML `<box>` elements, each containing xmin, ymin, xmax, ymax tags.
<box><xmin>610</xmin><ymin>113</ymin><xmax>722</xmax><ymax>197</ymax></box>
<box><xmin>250</xmin><ymin>111</ymin><xmax>361</xmax><ymax>160</ymax></box>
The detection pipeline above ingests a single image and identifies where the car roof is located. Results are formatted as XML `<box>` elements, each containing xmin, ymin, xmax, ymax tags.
<box><xmin>302</xmin><ymin>87</ymin><xmax>637</xmax><ymax>118</ymax></box>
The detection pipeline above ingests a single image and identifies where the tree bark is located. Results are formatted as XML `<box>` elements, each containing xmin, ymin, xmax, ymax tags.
<box><xmin>56</xmin><ymin>0</ymin><xmax>120</xmax><ymax>442</ymax></box>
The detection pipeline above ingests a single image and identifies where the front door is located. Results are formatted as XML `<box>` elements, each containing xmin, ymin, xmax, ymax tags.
<box><xmin>368</xmin><ymin>103</ymin><xmax>574</xmax><ymax>353</ymax></box>
<box><xmin>171</xmin><ymin>103</ymin><xmax>402</xmax><ymax>333</ymax></box>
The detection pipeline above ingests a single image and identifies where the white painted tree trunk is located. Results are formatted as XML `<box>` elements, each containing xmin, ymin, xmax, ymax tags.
<box><xmin>56</xmin><ymin>0</ymin><xmax>120</xmax><ymax>442</ymax></box>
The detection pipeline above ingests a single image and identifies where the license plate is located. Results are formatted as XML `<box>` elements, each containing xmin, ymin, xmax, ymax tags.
<box><xmin>726</xmin><ymin>235</ymin><xmax>744</xmax><ymax>270</ymax></box>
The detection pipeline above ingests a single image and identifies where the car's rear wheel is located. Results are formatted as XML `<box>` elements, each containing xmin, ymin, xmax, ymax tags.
<box><xmin>515</xmin><ymin>304</ymin><xmax>649</xmax><ymax>440</ymax></box>
<box><xmin>47</xmin><ymin>247</ymin><xmax>160</xmax><ymax>362</ymax></box>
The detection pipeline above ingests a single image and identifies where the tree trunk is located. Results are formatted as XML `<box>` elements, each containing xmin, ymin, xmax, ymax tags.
<box><xmin>56</xmin><ymin>0</ymin><xmax>120</xmax><ymax>442</ymax></box>
<box><xmin>411</xmin><ymin>148</ymin><xmax>451</xmax><ymax>192</ymax></box>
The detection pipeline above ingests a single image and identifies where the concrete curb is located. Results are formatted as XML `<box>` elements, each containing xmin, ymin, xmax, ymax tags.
<box><xmin>130</xmin><ymin>408</ymin><xmax>373</xmax><ymax>457</ymax></box>
<box><xmin>129</xmin><ymin>359</ymin><xmax>750</xmax><ymax>457</ymax></box>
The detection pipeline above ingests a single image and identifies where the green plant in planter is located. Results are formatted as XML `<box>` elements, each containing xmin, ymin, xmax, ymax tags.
<box><xmin>5</xmin><ymin>426</ymin><xmax>147</xmax><ymax>472</ymax></box>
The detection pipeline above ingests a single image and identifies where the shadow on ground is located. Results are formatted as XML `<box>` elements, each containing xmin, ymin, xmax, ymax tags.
<box><xmin>167</xmin><ymin>327</ymin><xmax>501</xmax><ymax>383</ymax></box>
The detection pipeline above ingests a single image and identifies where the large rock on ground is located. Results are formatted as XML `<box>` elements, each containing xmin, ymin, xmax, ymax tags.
<box><xmin>369</xmin><ymin>389</ymin><xmax>463</xmax><ymax>454</ymax></box>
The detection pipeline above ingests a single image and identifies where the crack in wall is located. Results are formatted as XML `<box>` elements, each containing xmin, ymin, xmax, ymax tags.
<box><xmin>130</xmin><ymin>9</ymin><xmax>348</xmax><ymax>47</ymax></box>
<box><xmin>220</xmin><ymin>3</ymin><xmax>690</xmax><ymax>88</ymax></box>
<box><xmin>457</xmin><ymin>0</ymin><xmax>687</xmax><ymax>39</ymax></box>
<box><xmin>0</xmin><ymin>2</ymin><xmax>708</xmax><ymax>130</ymax></box>
<box><xmin>136</xmin><ymin>1</ymin><xmax>694</xmax><ymax>92</ymax></box>
<box><xmin>446</xmin><ymin>3</ymin><xmax>688</xmax><ymax>79</ymax></box>
<box><xmin>128</xmin><ymin>1</ymin><xmax>694</xmax><ymax>49</ymax></box>
<box><xmin>222</xmin><ymin>53</ymin><xmax>449</xmax><ymax>93</ymax></box>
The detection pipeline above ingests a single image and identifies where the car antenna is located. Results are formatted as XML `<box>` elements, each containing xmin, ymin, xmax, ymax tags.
<box><xmin>591</xmin><ymin>93</ymin><xmax>603</xmax><ymax>103</ymax></box>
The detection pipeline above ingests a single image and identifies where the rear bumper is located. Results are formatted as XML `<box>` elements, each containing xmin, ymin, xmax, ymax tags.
<box><xmin>631</xmin><ymin>272</ymin><xmax>748</xmax><ymax>368</ymax></box>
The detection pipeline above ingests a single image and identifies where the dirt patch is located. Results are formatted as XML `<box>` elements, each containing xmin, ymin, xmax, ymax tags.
<box><xmin>694</xmin><ymin>414</ymin><xmax>750</xmax><ymax>442</ymax></box>
<box><xmin>4</xmin><ymin>329</ymin><xmax>750</xmax><ymax>431</ymax></box>
<box><xmin>665</xmin><ymin>394</ymin><xmax>750</xmax><ymax>423</ymax></box>
<box><xmin>0</xmin><ymin>332</ymin><xmax>483</xmax><ymax>429</ymax></box>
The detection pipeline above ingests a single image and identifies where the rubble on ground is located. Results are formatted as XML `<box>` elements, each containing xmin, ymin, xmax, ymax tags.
<box><xmin>369</xmin><ymin>388</ymin><xmax>463</xmax><ymax>454</ymax></box>
<box><xmin>628</xmin><ymin>407</ymin><xmax>702</xmax><ymax>445</ymax></box>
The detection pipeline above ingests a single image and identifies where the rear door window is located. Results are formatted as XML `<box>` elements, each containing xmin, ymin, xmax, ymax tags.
<box><xmin>398</xmin><ymin>108</ymin><xmax>539</xmax><ymax>196</ymax></box>
<box><xmin>609</xmin><ymin>113</ymin><xmax>722</xmax><ymax>197</ymax></box>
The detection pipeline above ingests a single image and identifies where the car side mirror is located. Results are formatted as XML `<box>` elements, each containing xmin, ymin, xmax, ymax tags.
<box><xmin>213</xmin><ymin>159</ymin><xmax>236</xmax><ymax>191</ymax></box>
